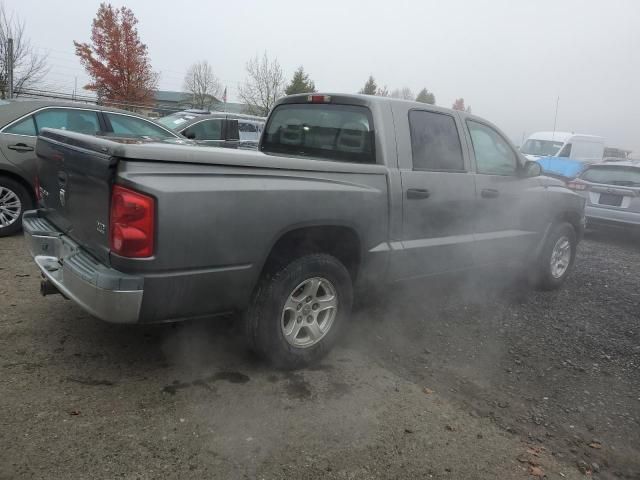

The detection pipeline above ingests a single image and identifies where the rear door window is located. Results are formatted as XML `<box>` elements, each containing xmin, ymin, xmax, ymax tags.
<box><xmin>184</xmin><ymin>119</ymin><xmax>223</xmax><ymax>140</ymax></box>
<box><xmin>34</xmin><ymin>108</ymin><xmax>100</xmax><ymax>135</ymax></box>
<box><xmin>261</xmin><ymin>103</ymin><xmax>375</xmax><ymax>163</ymax></box>
<box><xmin>409</xmin><ymin>110</ymin><xmax>464</xmax><ymax>171</ymax></box>
<box><xmin>3</xmin><ymin>116</ymin><xmax>37</xmax><ymax>136</ymax></box>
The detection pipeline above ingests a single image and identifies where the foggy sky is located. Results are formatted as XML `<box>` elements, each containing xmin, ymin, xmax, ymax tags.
<box><xmin>15</xmin><ymin>0</ymin><xmax>640</xmax><ymax>152</ymax></box>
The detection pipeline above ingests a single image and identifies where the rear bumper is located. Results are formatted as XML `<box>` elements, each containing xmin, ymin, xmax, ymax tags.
<box><xmin>22</xmin><ymin>210</ymin><xmax>143</xmax><ymax>324</ymax></box>
<box><xmin>585</xmin><ymin>205</ymin><xmax>640</xmax><ymax>228</ymax></box>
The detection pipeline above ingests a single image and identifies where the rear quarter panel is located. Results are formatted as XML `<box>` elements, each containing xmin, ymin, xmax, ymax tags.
<box><xmin>113</xmin><ymin>160</ymin><xmax>390</xmax><ymax>322</ymax></box>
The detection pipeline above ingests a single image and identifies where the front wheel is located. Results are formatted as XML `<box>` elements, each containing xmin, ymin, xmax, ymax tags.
<box><xmin>0</xmin><ymin>177</ymin><xmax>33</xmax><ymax>237</ymax></box>
<box><xmin>244</xmin><ymin>253</ymin><xmax>353</xmax><ymax>369</ymax></box>
<box><xmin>530</xmin><ymin>222</ymin><xmax>577</xmax><ymax>290</ymax></box>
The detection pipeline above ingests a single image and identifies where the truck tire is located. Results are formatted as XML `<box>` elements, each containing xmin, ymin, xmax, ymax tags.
<box><xmin>245</xmin><ymin>253</ymin><xmax>353</xmax><ymax>369</ymax></box>
<box><xmin>530</xmin><ymin>222</ymin><xmax>577</xmax><ymax>291</ymax></box>
<box><xmin>0</xmin><ymin>177</ymin><xmax>33</xmax><ymax>237</ymax></box>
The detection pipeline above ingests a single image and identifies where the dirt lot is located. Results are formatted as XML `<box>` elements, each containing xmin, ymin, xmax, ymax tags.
<box><xmin>1</xmin><ymin>230</ymin><xmax>638</xmax><ymax>479</ymax></box>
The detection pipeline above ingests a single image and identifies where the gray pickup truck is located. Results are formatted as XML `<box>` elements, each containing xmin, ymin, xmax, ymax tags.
<box><xmin>23</xmin><ymin>94</ymin><xmax>585</xmax><ymax>368</ymax></box>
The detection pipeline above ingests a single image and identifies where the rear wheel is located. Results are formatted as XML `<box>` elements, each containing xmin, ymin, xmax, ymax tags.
<box><xmin>0</xmin><ymin>177</ymin><xmax>32</xmax><ymax>237</ymax></box>
<box><xmin>244</xmin><ymin>253</ymin><xmax>353</xmax><ymax>369</ymax></box>
<box><xmin>530</xmin><ymin>222</ymin><xmax>577</xmax><ymax>290</ymax></box>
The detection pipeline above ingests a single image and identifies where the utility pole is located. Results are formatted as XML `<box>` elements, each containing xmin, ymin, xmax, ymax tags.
<box><xmin>552</xmin><ymin>96</ymin><xmax>559</xmax><ymax>140</ymax></box>
<box><xmin>7</xmin><ymin>38</ymin><xmax>14</xmax><ymax>99</ymax></box>
<box><xmin>73</xmin><ymin>76</ymin><xmax>77</xmax><ymax>101</ymax></box>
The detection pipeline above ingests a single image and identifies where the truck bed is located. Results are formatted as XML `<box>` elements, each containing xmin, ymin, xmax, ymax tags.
<box><xmin>34</xmin><ymin>129</ymin><xmax>391</xmax><ymax>322</ymax></box>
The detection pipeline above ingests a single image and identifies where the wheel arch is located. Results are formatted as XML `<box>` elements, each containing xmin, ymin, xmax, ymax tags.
<box><xmin>558</xmin><ymin>209</ymin><xmax>583</xmax><ymax>236</ymax></box>
<box><xmin>0</xmin><ymin>167</ymin><xmax>36</xmax><ymax>203</ymax></box>
<box><xmin>259</xmin><ymin>224</ymin><xmax>362</xmax><ymax>284</ymax></box>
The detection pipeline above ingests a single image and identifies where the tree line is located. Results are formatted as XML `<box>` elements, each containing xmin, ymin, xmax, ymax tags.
<box><xmin>1</xmin><ymin>2</ymin><xmax>471</xmax><ymax>115</ymax></box>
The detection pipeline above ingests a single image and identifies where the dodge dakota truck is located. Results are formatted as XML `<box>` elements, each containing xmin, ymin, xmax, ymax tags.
<box><xmin>23</xmin><ymin>94</ymin><xmax>585</xmax><ymax>368</ymax></box>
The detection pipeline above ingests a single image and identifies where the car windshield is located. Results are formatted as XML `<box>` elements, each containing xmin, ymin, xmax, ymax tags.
<box><xmin>581</xmin><ymin>165</ymin><xmax>640</xmax><ymax>186</ymax></box>
<box><xmin>521</xmin><ymin>138</ymin><xmax>565</xmax><ymax>156</ymax></box>
<box><xmin>157</xmin><ymin>113</ymin><xmax>198</xmax><ymax>130</ymax></box>
<box><xmin>261</xmin><ymin>103</ymin><xmax>375</xmax><ymax>163</ymax></box>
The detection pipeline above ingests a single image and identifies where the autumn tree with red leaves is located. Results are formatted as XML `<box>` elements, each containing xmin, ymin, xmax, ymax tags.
<box><xmin>74</xmin><ymin>3</ymin><xmax>157</xmax><ymax>107</ymax></box>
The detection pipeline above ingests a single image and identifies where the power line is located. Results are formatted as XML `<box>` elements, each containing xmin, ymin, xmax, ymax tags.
<box><xmin>15</xmin><ymin>86</ymin><xmax>236</xmax><ymax>115</ymax></box>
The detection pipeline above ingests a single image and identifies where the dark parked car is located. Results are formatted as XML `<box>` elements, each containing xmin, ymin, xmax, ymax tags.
<box><xmin>0</xmin><ymin>100</ymin><xmax>181</xmax><ymax>236</ymax></box>
<box><xmin>158</xmin><ymin>112</ymin><xmax>265</xmax><ymax>149</ymax></box>
<box><xmin>24</xmin><ymin>94</ymin><xmax>585</xmax><ymax>368</ymax></box>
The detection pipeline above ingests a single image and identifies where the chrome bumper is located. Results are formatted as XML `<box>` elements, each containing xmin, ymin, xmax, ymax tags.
<box><xmin>22</xmin><ymin>210</ymin><xmax>143</xmax><ymax>324</ymax></box>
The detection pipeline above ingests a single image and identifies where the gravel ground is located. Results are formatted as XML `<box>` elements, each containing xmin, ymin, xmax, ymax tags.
<box><xmin>1</xmin><ymin>230</ymin><xmax>638</xmax><ymax>479</ymax></box>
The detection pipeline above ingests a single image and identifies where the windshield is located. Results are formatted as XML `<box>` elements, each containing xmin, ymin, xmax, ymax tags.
<box><xmin>581</xmin><ymin>165</ymin><xmax>640</xmax><ymax>186</ymax></box>
<box><xmin>521</xmin><ymin>138</ymin><xmax>565</xmax><ymax>156</ymax></box>
<box><xmin>157</xmin><ymin>113</ymin><xmax>198</xmax><ymax>130</ymax></box>
<box><xmin>261</xmin><ymin>103</ymin><xmax>375</xmax><ymax>163</ymax></box>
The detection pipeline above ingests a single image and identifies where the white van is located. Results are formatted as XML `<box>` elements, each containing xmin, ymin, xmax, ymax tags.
<box><xmin>521</xmin><ymin>131</ymin><xmax>605</xmax><ymax>162</ymax></box>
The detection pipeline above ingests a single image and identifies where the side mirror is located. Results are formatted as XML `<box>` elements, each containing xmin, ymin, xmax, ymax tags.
<box><xmin>523</xmin><ymin>160</ymin><xmax>542</xmax><ymax>177</ymax></box>
<box><xmin>183</xmin><ymin>128</ymin><xmax>196</xmax><ymax>140</ymax></box>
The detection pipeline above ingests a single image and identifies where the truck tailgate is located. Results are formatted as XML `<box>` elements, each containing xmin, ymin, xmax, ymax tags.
<box><xmin>36</xmin><ymin>129</ymin><xmax>116</xmax><ymax>264</ymax></box>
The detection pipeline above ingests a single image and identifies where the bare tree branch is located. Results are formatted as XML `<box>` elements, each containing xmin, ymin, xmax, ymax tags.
<box><xmin>183</xmin><ymin>60</ymin><xmax>221</xmax><ymax>109</ymax></box>
<box><xmin>237</xmin><ymin>52</ymin><xmax>284</xmax><ymax>117</ymax></box>
<box><xmin>0</xmin><ymin>3</ymin><xmax>49</xmax><ymax>98</ymax></box>
<box><xmin>391</xmin><ymin>87</ymin><xmax>414</xmax><ymax>100</ymax></box>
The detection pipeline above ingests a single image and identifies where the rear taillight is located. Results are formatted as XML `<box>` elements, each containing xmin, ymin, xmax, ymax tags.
<box><xmin>566</xmin><ymin>180</ymin><xmax>588</xmax><ymax>191</ymax></box>
<box><xmin>109</xmin><ymin>185</ymin><xmax>155</xmax><ymax>258</ymax></box>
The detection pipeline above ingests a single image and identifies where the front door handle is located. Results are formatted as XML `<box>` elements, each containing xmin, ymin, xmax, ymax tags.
<box><xmin>406</xmin><ymin>188</ymin><xmax>431</xmax><ymax>199</ymax></box>
<box><xmin>481</xmin><ymin>188</ymin><xmax>500</xmax><ymax>199</ymax></box>
<box><xmin>7</xmin><ymin>143</ymin><xmax>34</xmax><ymax>152</ymax></box>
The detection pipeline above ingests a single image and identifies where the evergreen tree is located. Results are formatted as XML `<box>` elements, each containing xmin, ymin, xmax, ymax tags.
<box><xmin>359</xmin><ymin>75</ymin><xmax>377</xmax><ymax>95</ymax></box>
<box><xmin>285</xmin><ymin>66</ymin><xmax>316</xmax><ymax>95</ymax></box>
<box><xmin>416</xmin><ymin>88</ymin><xmax>436</xmax><ymax>104</ymax></box>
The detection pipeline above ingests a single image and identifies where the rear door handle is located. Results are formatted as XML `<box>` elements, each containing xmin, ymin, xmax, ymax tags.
<box><xmin>481</xmin><ymin>188</ymin><xmax>500</xmax><ymax>199</ymax></box>
<box><xmin>406</xmin><ymin>188</ymin><xmax>431</xmax><ymax>199</ymax></box>
<box><xmin>7</xmin><ymin>143</ymin><xmax>34</xmax><ymax>152</ymax></box>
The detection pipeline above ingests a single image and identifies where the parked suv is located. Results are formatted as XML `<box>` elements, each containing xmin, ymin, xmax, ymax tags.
<box><xmin>0</xmin><ymin>100</ymin><xmax>180</xmax><ymax>236</ymax></box>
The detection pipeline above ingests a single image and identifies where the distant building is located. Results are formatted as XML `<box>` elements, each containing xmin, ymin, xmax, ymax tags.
<box><xmin>211</xmin><ymin>101</ymin><xmax>252</xmax><ymax>115</ymax></box>
<box><xmin>153</xmin><ymin>90</ymin><xmax>252</xmax><ymax>117</ymax></box>
<box><xmin>154</xmin><ymin>90</ymin><xmax>200</xmax><ymax>116</ymax></box>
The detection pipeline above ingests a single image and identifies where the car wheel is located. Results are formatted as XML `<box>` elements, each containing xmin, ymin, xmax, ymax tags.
<box><xmin>531</xmin><ymin>222</ymin><xmax>577</xmax><ymax>291</ymax></box>
<box><xmin>0</xmin><ymin>177</ymin><xmax>33</xmax><ymax>237</ymax></box>
<box><xmin>244</xmin><ymin>253</ymin><xmax>353</xmax><ymax>369</ymax></box>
